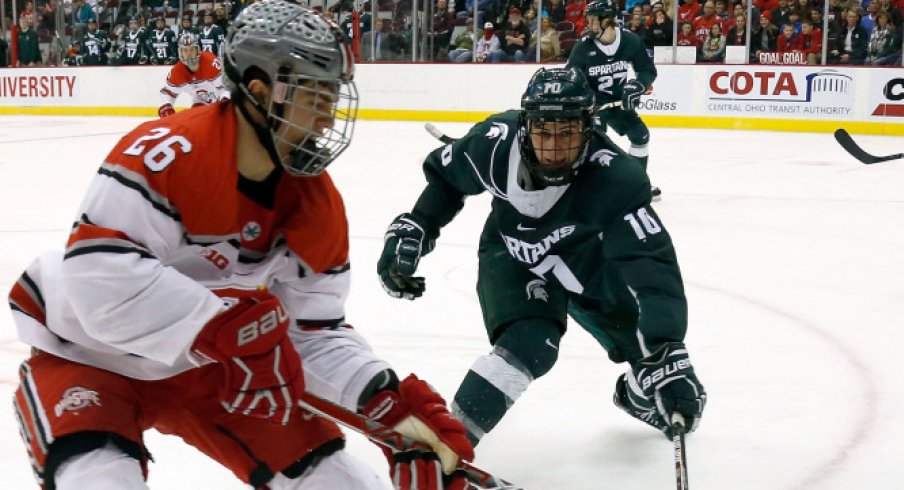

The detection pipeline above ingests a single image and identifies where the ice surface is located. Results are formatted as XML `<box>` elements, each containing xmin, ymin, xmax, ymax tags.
<box><xmin>0</xmin><ymin>116</ymin><xmax>902</xmax><ymax>489</ymax></box>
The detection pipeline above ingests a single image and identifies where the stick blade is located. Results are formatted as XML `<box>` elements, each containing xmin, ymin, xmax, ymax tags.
<box><xmin>424</xmin><ymin>122</ymin><xmax>456</xmax><ymax>144</ymax></box>
<box><xmin>834</xmin><ymin>129</ymin><xmax>903</xmax><ymax>164</ymax></box>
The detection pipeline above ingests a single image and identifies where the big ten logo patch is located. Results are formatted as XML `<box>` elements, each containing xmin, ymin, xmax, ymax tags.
<box><xmin>54</xmin><ymin>387</ymin><xmax>101</xmax><ymax>417</ymax></box>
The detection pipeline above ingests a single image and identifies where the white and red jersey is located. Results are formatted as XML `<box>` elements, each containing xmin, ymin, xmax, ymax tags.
<box><xmin>159</xmin><ymin>51</ymin><xmax>229</xmax><ymax>107</ymax></box>
<box><xmin>692</xmin><ymin>14</ymin><xmax>724</xmax><ymax>43</ymax></box>
<box><xmin>9</xmin><ymin>102</ymin><xmax>389</xmax><ymax>408</ymax></box>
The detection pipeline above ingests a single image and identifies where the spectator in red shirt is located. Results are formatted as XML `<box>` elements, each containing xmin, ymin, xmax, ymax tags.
<box><xmin>755</xmin><ymin>0</ymin><xmax>779</xmax><ymax>13</ymax></box>
<box><xmin>679</xmin><ymin>0</ymin><xmax>701</xmax><ymax>23</ymax></box>
<box><xmin>799</xmin><ymin>19</ymin><xmax>822</xmax><ymax>64</ymax></box>
<box><xmin>776</xmin><ymin>23</ymin><xmax>802</xmax><ymax>54</ymax></box>
<box><xmin>693</xmin><ymin>1</ymin><xmax>723</xmax><ymax>42</ymax></box>
<box><xmin>565</xmin><ymin>0</ymin><xmax>588</xmax><ymax>35</ymax></box>
<box><xmin>677</xmin><ymin>20</ymin><xmax>699</xmax><ymax>46</ymax></box>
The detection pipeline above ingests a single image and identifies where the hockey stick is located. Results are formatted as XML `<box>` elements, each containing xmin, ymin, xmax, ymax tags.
<box><xmin>671</xmin><ymin>413</ymin><xmax>689</xmax><ymax>490</ymax></box>
<box><xmin>424</xmin><ymin>122</ymin><xmax>456</xmax><ymax>144</ymax></box>
<box><xmin>834</xmin><ymin>128</ymin><xmax>904</xmax><ymax>164</ymax></box>
<box><xmin>298</xmin><ymin>392</ymin><xmax>521</xmax><ymax>490</ymax></box>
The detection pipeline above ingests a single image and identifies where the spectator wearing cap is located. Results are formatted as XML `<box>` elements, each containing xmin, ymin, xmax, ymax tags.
<box><xmin>492</xmin><ymin>6</ymin><xmax>531</xmax><ymax>61</ymax></box>
<box><xmin>475</xmin><ymin>21</ymin><xmax>502</xmax><ymax>61</ymax></box>
<box><xmin>751</xmin><ymin>14</ymin><xmax>778</xmax><ymax>61</ymax></box>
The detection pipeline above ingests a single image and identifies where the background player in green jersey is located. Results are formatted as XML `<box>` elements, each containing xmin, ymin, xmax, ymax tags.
<box><xmin>377</xmin><ymin>67</ymin><xmax>706</xmax><ymax>450</ymax></box>
<box><xmin>567</xmin><ymin>0</ymin><xmax>661</xmax><ymax>199</ymax></box>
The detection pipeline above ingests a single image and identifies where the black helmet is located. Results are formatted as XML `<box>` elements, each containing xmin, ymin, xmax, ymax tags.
<box><xmin>586</xmin><ymin>0</ymin><xmax>619</xmax><ymax>19</ymax></box>
<box><xmin>518</xmin><ymin>67</ymin><xmax>595</xmax><ymax>186</ymax></box>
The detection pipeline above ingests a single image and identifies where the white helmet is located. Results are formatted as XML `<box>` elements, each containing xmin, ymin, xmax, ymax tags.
<box><xmin>224</xmin><ymin>0</ymin><xmax>358</xmax><ymax>177</ymax></box>
<box><xmin>178</xmin><ymin>32</ymin><xmax>200</xmax><ymax>71</ymax></box>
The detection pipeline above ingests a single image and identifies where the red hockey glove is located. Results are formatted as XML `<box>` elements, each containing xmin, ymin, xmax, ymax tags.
<box><xmin>158</xmin><ymin>103</ymin><xmax>176</xmax><ymax>118</ymax></box>
<box><xmin>364</xmin><ymin>374</ymin><xmax>474</xmax><ymax>489</ymax></box>
<box><xmin>387</xmin><ymin>452</ymin><xmax>471</xmax><ymax>490</ymax></box>
<box><xmin>191</xmin><ymin>288</ymin><xmax>303</xmax><ymax>425</ymax></box>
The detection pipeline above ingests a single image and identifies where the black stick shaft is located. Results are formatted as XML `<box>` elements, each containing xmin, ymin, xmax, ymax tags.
<box><xmin>672</xmin><ymin>413</ymin><xmax>689</xmax><ymax>490</ymax></box>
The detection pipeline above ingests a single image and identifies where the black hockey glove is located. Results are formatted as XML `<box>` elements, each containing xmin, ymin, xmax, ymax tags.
<box><xmin>621</xmin><ymin>80</ymin><xmax>645</xmax><ymax>110</ymax></box>
<box><xmin>377</xmin><ymin>213</ymin><xmax>435</xmax><ymax>300</ymax></box>
<box><xmin>633</xmin><ymin>342</ymin><xmax>706</xmax><ymax>436</ymax></box>
<box><xmin>613</xmin><ymin>372</ymin><xmax>670</xmax><ymax>434</ymax></box>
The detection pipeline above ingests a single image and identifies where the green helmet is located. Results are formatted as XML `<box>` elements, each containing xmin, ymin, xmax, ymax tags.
<box><xmin>586</xmin><ymin>0</ymin><xmax>619</xmax><ymax>19</ymax></box>
<box><xmin>518</xmin><ymin>67</ymin><xmax>595</xmax><ymax>187</ymax></box>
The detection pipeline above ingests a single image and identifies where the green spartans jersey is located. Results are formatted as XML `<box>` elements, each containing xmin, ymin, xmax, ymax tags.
<box><xmin>199</xmin><ymin>24</ymin><xmax>226</xmax><ymax>57</ymax></box>
<box><xmin>566</xmin><ymin>29</ymin><xmax>657</xmax><ymax>105</ymax></box>
<box><xmin>145</xmin><ymin>28</ymin><xmax>177</xmax><ymax>63</ymax></box>
<box><xmin>80</xmin><ymin>30</ymin><xmax>109</xmax><ymax>65</ymax></box>
<box><xmin>411</xmin><ymin>111</ymin><xmax>686</xmax><ymax>351</ymax></box>
<box><xmin>120</xmin><ymin>30</ymin><xmax>146</xmax><ymax>65</ymax></box>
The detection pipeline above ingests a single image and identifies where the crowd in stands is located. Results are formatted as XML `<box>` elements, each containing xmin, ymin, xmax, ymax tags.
<box><xmin>0</xmin><ymin>0</ymin><xmax>901</xmax><ymax>66</ymax></box>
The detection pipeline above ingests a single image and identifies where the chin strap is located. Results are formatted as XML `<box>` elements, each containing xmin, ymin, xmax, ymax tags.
<box><xmin>235</xmin><ymin>90</ymin><xmax>284</xmax><ymax>170</ymax></box>
<box><xmin>225</xmin><ymin>58</ymin><xmax>284</xmax><ymax>169</ymax></box>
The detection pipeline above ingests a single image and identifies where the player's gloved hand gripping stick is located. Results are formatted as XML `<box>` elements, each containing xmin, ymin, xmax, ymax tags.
<box><xmin>298</xmin><ymin>388</ymin><xmax>521</xmax><ymax>490</ymax></box>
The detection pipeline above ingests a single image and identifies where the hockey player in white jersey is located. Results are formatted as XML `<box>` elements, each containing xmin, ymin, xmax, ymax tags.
<box><xmin>8</xmin><ymin>2</ymin><xmax>474</xmax><ymax>489</ymax></box>
<box><xmin>158</xmin><ymin>32</ymin><xmax>229</xmax><ymax>118</ymax></box>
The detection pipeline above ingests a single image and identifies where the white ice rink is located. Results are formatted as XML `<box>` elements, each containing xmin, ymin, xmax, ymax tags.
<box><xmin>0</xmin><ymin>115</ymin><xmax>902</xmax><ymax>489</ymax></box>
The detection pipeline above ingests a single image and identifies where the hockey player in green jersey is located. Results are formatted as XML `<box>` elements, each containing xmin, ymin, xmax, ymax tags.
<box><xmin>377</xmin><ymin>67</ymin><xmax>706</xmax><ymax>450</ymax></box>
<box><xmin>567</xmin><ymin>0</ymin><xmax>660</xmax><ymax>199</ymax></box>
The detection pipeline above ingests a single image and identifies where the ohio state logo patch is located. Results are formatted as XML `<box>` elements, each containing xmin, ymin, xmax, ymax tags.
<box><xmin>241</xmin><ymin>221</ymin><xmax>262</xmax><ymax>242</ymax></box>
<box><xmin>54</xmin><ymin>387</ymin><xmax>101</xmax><ymax>417</ymax></box>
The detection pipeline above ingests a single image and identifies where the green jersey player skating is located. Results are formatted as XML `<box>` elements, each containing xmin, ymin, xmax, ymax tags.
<box><xmin>567</xmin><ymin>0</ymin><xmax>660</xmax><ymax>199</ymax></box>
<box><xmin>377</xmin><ymin>67</ymin><xmax>706</xmax><ymax>452</ymax></box>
